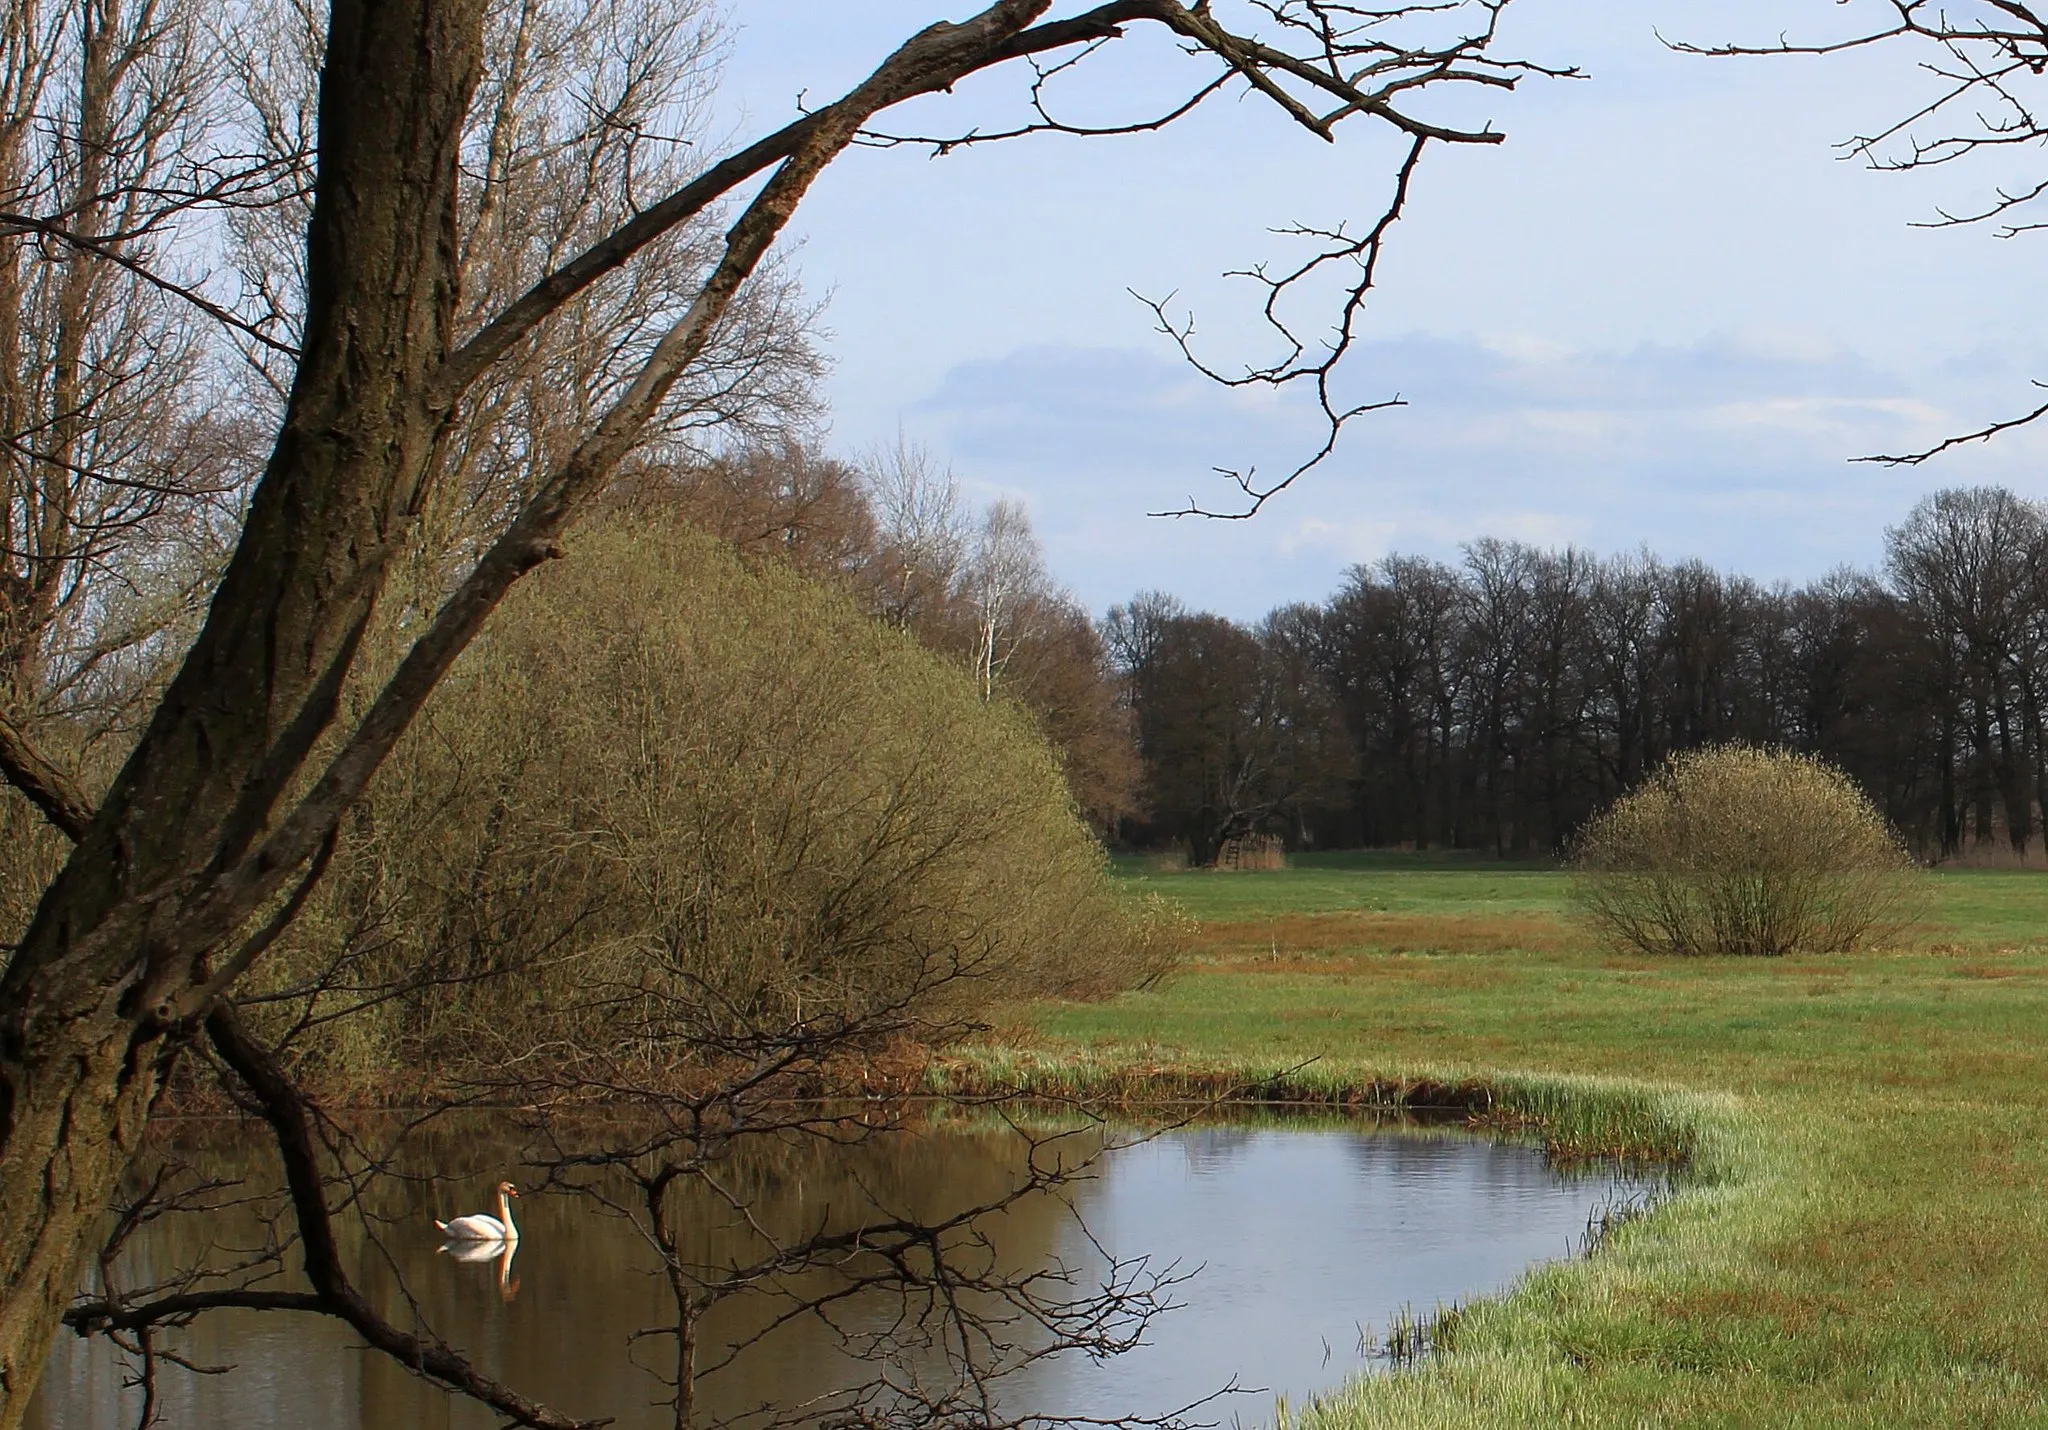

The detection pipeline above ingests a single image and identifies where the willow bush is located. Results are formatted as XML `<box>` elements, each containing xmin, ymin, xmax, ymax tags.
<box><xmin>253</xmin><ymin>518</ymin><xmax>1185</xmax><ymax>1092</ymax></box>
<box><xmin>1570</xmin><ymin>746</ymin><xmax>1924</xmax><ymax>957</ymax></box>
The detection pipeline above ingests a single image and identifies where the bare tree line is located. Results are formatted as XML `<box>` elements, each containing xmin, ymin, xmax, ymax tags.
<box><xmin>1110</xmin><ymin>487</ymin><xmax>2048</xmax><ymax>864</ymax></box>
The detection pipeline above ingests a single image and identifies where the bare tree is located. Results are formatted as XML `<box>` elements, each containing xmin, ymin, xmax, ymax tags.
<box><xmin>612</xmin><ymin>439</ymin><xmax>879</xmax><ymax>583</ymax></box>
<box><xmin>1885</xmin><ymin>487</ymin><xmax>2043</xmax><ymax>853</ymax></box>
<box><xmin>0</xmin><ymin>2</ymin><xmax>1549</xmax><ymax>1422</ymax></box>
<box><xmin>864</xmin><ymin>437</ymin><xmax>973</xmax><ymax>635</ymax></box>
<box><xmin>967</xmin><ymin>499</ymin><xmax>1048</xmax><ymax>703</ymax></box>
<box><xmin>0</xmin><ymin>0</ymin><xmax>253</xmax><ymax>746</ymax></box>
<box><xmin>1678</xmin><ymin>3</ymin><xmax>2048</xmax><ymax>461</ymax></box>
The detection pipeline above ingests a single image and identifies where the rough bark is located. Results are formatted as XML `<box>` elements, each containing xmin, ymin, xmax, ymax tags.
<box><xmin>0</xmin><ymin>0</ymin><xmax>488</xmax><ymax>1411</ymax></box>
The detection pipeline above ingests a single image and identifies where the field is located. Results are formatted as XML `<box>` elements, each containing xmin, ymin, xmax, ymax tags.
<box><xmin>980</xmin><ymin>855</ymin><xmax>2048</xmax><ymax>1428</ymax></box>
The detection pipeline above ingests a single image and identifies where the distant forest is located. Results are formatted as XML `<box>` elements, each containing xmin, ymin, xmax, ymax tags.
<box><xmin>657</xmin><ymin>448</ymin><xmax>2045</xmax><ymax>866</ymax></box>
<box><xmin>1109</xmin><ymin>485</ymin><xmax>2048</xmax><ymax>864</ymax></box>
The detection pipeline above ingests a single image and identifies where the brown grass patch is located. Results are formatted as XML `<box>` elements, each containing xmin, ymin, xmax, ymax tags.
<box><xmin>1207</xmin><ymin>953</ymin><xmax>1372</xmax><ymax>976</ymax></box>
<box><xmin>1361</xmin><ymin>963</ymin><xmax>1506</xmax><ymax>991</ymax></box>
<box><xmin>1652</xmin><ymin>1285</ymin><xmax>1850</xmax><ymax>1335</ymax></box>
<box><xmin>1195</xmin><ymin>911</ymin><xmax>1576</xmax><ymax>963</ymax></box>
<box><xmin>1596</xmin><ymin>955</ymin><xmax>1666</xmax><ymax>973</ymax></box>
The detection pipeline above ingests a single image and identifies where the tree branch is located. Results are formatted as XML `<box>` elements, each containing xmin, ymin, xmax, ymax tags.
<box><xmin>65</xmin><ymin>1289</ymin><xmax>327</xmax><ymax>1335</ymax></box>
<box><xmin>0</xmin><ymin>714</ymin><xmax>95</xmax><ymax>842</ymax></box>
<box><xmin>1143</xmin><ymin>133</ymin><xmax>1432</xmax><ymax>518</ymax></box>
<box><xmin>1855</xmin><ymin>387</ymin><xmax>2048</xmax><ymax>465</ymax></box>
<box><xmin>201</xmin><ymin>1005</ymin><xmax>601</xmax><ymax>1430</ymax></box>
<box><xmin>1675</xmin><ymin>2</ymin><xmax>2048</xmax><ymax>458</ymax></box>
<box><xmin>434</xmin><ymin>3</ymin><xmax>1168</xmax><ymax>407</ymax></box>
<box><xmin>0</xmin><ymin>209</ymin><xmax>301</xmax><ymax>360</ymax></box>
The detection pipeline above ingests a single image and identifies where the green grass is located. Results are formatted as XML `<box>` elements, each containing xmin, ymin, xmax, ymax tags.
<box><xmin>976</xmin><ymin>856</ymin><xmax>2048</xmax><ymax>1427</ymax></box>
<box><xmin>1111</xmin><ymin>852</ymin><xmax>1569</xmax><ymax>920</ymax></box>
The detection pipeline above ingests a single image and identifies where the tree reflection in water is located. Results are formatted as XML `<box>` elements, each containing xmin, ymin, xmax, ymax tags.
<box><xmin>30</xmin><ymin>1112</ymin><xmax>1650</xmax><ymax>1430</ymax></box>
<box><xmin>36</xmin><ymin>1108</ymin><xmax>1201</xmax><ymax>1430</ymax></box>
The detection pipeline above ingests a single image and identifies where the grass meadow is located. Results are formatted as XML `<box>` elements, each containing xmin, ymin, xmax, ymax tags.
<box><xmin>966</xmin><ymin>854</ymin><xmax>2048</xmax><ymax>1427</ymax></box>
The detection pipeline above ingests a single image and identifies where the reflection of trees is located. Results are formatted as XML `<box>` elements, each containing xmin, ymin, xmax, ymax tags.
<box><xmin>44</xmin><ymin>1114</ymin><xmax>1163</xmax><ymax>1430</ymax></box>
<box><xmin>1336</xmin><ymin>1131</ymin><xmax>1584</xmax><ymax>1220</ymax></box>
<box><xmin>543</xmin><ymin>1111</ymin><xmax>1185</xmax><ymax>1430</ymax></box>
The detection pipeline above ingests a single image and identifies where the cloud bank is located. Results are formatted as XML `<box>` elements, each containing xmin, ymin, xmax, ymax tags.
<box><xmin>907</xmin><ymin>334</ymin><xmax>2048</xmax><ymax>619</ymax></box>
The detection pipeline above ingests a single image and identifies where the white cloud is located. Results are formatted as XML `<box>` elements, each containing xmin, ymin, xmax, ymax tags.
<box><xmin>892</xmin><ymin>334</ymin><xmax>2048</xmax><ymax>619</ymax></box>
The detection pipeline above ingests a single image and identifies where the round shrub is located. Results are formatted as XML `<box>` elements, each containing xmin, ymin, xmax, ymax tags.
<box><xmin>258</xmin><ymin>517</ymin><xmax>1185</xmax><ymax>1089</ymax></box>
<box><xmin>1569</xmin><ymin>745</ymin><xmax>1923</xmax><ymax>957</ymax></box>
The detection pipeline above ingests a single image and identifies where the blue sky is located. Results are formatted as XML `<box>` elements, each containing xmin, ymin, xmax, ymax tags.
<box><xmin>714</xmin><ymin>3</ymin><xmax>2048</xmax><ymax>618</ymax></box>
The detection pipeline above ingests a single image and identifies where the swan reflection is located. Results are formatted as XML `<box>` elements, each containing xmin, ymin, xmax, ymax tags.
<box><xmin>438</xmin><ymin>1236</ymin><xmax>520</xmax><ymax>1302</ymax></box>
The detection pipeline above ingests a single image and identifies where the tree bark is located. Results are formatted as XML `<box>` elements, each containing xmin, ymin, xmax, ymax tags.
<box><xmin>0</xmin><ymin>0</ymin><xmax>486</xmax><ymax>1414</ymax></box>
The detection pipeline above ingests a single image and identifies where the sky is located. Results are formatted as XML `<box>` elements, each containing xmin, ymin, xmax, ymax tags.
<box><xmin>710</xmin><ymin>2</ymin><xmax>2048</xmax><ymax>619</ymax></box>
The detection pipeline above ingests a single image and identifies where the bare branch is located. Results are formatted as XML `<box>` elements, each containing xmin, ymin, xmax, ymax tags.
<box><xmin>437</xmin><ymin>3</ymin><xmax>1168</xmax><ymax>405</ymax></box>
<box><xmin>0</xmin><ymin>209</ymin><xmax>301</xmax><ymax>359</ymax></box>
<box><xmin>1141</xmin><ymin>134</ymin><xmax>1431</xmax><ymax>518</ymax></box>
<box><xmin>0</xmin><ymin>713</ymin><xmax>96</xmax><ymax>841</ymax></box>
<box><xmin>1674</xmin><ymin>2</ymin><xmax>2048</xmax><ymax>456</ymax></box>
<box><xmin>1856</xmin><ymin>386</ymin><xmax>2048</xmax><ymax>465</ymax></box>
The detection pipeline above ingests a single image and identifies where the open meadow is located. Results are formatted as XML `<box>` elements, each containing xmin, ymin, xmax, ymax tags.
<box><xmin>968</xmin><ymin>854</ymin><xmax>2048</xmax><ymax>1428</ymax></box>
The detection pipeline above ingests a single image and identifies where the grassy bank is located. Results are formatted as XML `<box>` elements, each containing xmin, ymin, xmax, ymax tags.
<box><xmin>965</xmin><ymin>855</ymin><xmax>2048</xmax><ymax>1427</ymax></box>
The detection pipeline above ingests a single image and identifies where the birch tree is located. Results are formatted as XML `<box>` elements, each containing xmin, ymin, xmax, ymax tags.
<box><xmin>967</xmin><ymin>498</ymin><xmax>1046</xmax><ymax>702</ymax></box>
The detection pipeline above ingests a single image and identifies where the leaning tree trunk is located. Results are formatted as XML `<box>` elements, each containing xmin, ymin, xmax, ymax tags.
<box><xmin>0</xmin><ymin>0</ymin><xmax>485</xmax><ymax>1416</ymax></box>
<box><xmin>0</xmin><ymin>0</ymin><xmax>1527</xmax><ymax>1416</ymax></box>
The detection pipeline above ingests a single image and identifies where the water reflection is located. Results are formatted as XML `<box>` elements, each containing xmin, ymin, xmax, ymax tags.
<box><xmin>438</xmin><ymin>1239</ymin><xmax>519</xmax><ymax>1303</ymax></box>
<box><xmin>29</xmin><ymin>1115</ymin><xmax>1646</xmax><ymax>1430</ymax></box>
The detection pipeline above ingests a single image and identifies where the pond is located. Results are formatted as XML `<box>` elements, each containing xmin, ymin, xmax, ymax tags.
<box><xmin>30</xmin><ymin>1113</ymin><xmax>1651</xmax><ymax>1429</ymax></box>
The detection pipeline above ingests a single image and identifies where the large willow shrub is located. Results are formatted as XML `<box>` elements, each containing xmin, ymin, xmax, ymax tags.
<box><xmin>258</xmin><ymin>519</ymin><xmax>1184</xmax><ymax>1089</ymax></box>
<box><xmin>1570</xmin><ymin>746</ymin><xmax>1923</xmax><ymax>957</ymax></box>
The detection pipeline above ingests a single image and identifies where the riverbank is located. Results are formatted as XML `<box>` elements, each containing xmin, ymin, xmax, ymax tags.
<box><xmin>960</xmin><ymin>856</ymin><xmax>2048</xmax><ymax>1428</ymax></box>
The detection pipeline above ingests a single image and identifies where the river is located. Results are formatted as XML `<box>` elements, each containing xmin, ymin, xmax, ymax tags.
<box><xmin>30</xmin><ymin>1111</ymin><xmax>1649</xmax><ymax>1429</ymax></box>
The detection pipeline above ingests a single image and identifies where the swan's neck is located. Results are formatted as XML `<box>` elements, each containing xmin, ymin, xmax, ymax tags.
<box><xmin>496</xmin><ymin>1189</ymin><xmax>519</xmax><ymax>1241</ymax></box>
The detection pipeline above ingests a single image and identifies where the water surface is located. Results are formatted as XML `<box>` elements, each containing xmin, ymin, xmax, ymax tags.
<box><xmin>30</xmin><ymin>1114</ymin><xmax>1645</xmax><ymax>1429</ymax></box>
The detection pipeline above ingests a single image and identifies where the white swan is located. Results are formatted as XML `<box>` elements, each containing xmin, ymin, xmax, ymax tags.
<box><xmin>436</xmin><ymin>1180</ymin><xmax>519</xmax><ymax>1242</ymax></box>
